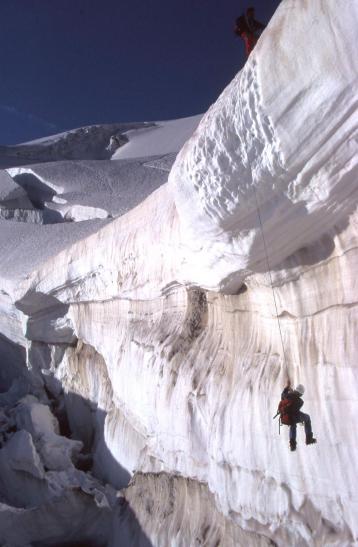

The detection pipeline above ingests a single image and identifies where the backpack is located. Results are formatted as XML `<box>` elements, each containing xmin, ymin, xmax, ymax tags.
<box><xmin>234</xmin><ymin>16</ymin><xmax>246</xmax><ymax>36</ymax></box>
<box><xmin>278</xmin><ymin>398</ymin><xmax>293</xmax><ymax>425</ymax></box>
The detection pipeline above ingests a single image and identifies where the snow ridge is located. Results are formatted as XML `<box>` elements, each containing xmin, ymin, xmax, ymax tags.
<box><xmin>170</xmin><ymin>0</ymin><xmax>358</xmax><ymax>292</ymax></box>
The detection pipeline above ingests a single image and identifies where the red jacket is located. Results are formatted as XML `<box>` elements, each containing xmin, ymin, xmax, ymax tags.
<box><xmin>281</xmin><ymin>387</ymin><xmax>304</xmax><ymax>422</ymax></box>
<box><xmin>235</xmin><ymin>14</ymin><xmax>266</xmax><ymax>36</ymax></box>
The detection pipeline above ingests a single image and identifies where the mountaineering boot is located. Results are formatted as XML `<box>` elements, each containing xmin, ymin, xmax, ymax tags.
<box><xmin>306</xmin><ymin>434</ymin><xmax>317</xmax><ymax>445</ymax></box>
<box><xmin>289</xmin><ymin>440</ymin><xmax>297</xmax><ymax>452</ymax></box>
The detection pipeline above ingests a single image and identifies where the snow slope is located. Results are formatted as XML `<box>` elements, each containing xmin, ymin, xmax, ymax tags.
<box><xmin>7</xmin><ymin>158</ymin><xmax>169</xmax><ymax>221</ymax></box>
<box><xmin>0</xmin><ymin>122</ymin><xmax>149</xmax><ymax>168</ymax></box>
<box><xmin>113</xmin><ymin>114</ymin><xmax>202</xmax><ymax>160</ymax></box>
<box><xmin>0</xmin><ymin>116</ymin><xmax>201</xmax><ymax>223</ymax></box>
<box><xmin>0</xmin><ymin>0</ymin><xmax>357</xmax><ymax>545</ymax></box>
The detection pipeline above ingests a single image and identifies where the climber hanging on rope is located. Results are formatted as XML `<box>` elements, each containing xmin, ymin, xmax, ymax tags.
<box><xmin>251</xmin><ymin>144</ymin><xmax>316</xmax><ymax>455</ymax></box>
<box><xmin>275</xmin><ymin>381</ymin><xmax>317</xmax><ymax>452</ymax></box>
<box><xmin>234</xmin><ymin>6</ymin><xmax>266</xmax><ymax>57</ymax></box>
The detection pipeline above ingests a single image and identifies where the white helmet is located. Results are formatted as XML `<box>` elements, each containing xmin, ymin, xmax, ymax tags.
<box><xmin>295</xmin><ymin>384</ymin><xmax>305</xmax><ymax>395</ymax></box>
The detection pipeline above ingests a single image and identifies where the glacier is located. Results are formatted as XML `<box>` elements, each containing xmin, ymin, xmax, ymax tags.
<box><xmin>0</xmin><ymin>0</ymin><xmax>357</xmax><ymax>545</ymax></box>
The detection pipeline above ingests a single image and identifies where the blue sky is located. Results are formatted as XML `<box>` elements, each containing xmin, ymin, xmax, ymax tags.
<box><xmin>0</xmin><ymin>0</ymin><xmax>281</xmax><ymax>144</ymax></box>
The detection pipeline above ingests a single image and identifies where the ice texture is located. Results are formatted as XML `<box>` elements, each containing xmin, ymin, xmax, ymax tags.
<box><xmin>169</xmin><ymin>0</ymin><xmax>357</xmax><ymax>292</ymax></box>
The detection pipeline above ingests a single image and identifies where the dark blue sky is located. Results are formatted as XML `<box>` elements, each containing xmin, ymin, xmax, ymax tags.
<box><xmin>0</xmin><ymin>0</ymin><xmax>281</xmax><ymax>144</ymax></box>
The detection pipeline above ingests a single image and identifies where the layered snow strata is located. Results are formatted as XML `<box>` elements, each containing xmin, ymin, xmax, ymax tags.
<box><xmin>53</xmin><ymin>208</ymin><xmax>357</xmax><ymax>545</ymax></box>
<box><xmin>118</xmin><ymin>472</ymin><xmax>272</xmax><ymax>546</ymax></box>
<box><xmin>169</xmin><ymin>0</ymin><xmax>358</xmax><ymax>292</ymax></box>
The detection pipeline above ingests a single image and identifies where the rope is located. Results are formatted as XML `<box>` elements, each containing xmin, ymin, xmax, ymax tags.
<box><xmin>252</xmin><ymin>186</ymin><xmax>289</xmax><ymax>372</ymax></box>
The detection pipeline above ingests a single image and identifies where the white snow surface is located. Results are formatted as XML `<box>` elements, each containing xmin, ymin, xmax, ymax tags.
<box><xmin>113</xmin><ymin>114</ymin><xmax>202</xmax><ymax>159</ymax></box>
<box><xmin>0</xmin><ymin>218</ymin><xmax>108</xmax><ymax>279</ymax></box>
<box><xmin>0</xmin><ymin>0</ymin><xmax>357</xmax><ymax>546</ymax></box>
<box><xmin>169</xmin><ymin>0</ymin><xmax>358</xmax><ymax>292</ymax></box>
<box><xmin>6</xmin><ymin>157</ymin><xmax>169</xmax><ymax>221</ymax></box>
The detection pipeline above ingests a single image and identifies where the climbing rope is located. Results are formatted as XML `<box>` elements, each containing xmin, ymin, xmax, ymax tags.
<box><xmin>252</xmin><ymin>186</ymin><xmax>289</xmax><ymax>372</ymax></box>
<box><xmin>236</xmin><ymin>75</ymin><xmax>289</xmax><ymax>379</ymax></box>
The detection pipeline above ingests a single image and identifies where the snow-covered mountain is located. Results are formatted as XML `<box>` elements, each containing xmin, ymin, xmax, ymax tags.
<box><xmin>0</xmin><ymin>0</ymin><xmax>357</xmax><ymax>545</ymax></box>
<box><xmin>0</xmin><ymin>122</ymin><xmax>145</xmax><ymax>168</ymax></box>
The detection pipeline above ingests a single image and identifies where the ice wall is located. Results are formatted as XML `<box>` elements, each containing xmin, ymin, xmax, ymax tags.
<box><xmin>170</xmin><ymin>0</ymin><xmax>358</xmax><ymax>293</ymax></box>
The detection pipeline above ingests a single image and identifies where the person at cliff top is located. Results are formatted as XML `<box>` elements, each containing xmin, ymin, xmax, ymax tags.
<box><xmin>280</xmin><ymin>381</ymin><xmax>317</xmax><ymax>452</ymax></box>
<box><xmin>234</xmin><ymin>7</ymin><xmax>266</xmax><ymax>57</ymax></box>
